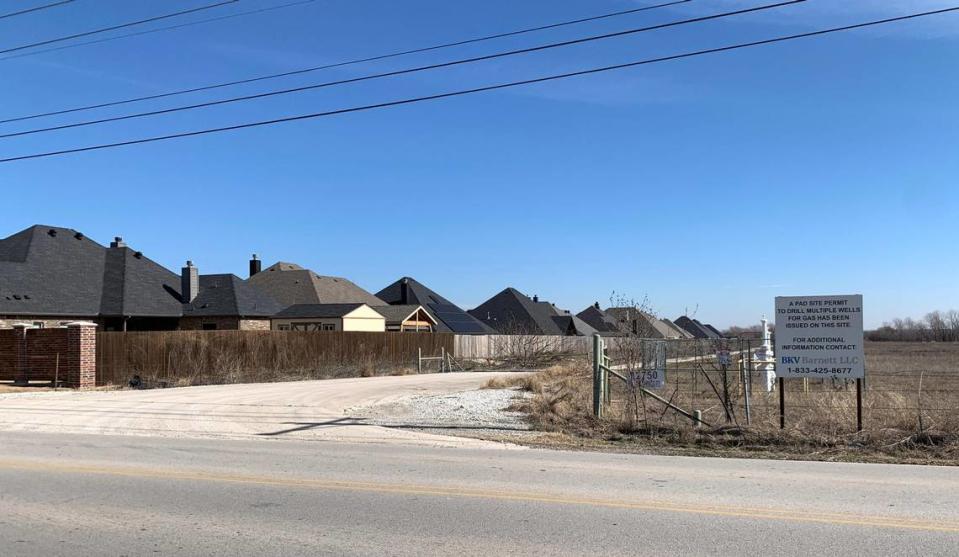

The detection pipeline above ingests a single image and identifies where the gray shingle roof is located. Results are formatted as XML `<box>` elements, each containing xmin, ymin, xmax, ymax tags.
<box><xmin>371</xmin><ymin>304</ymin><xmax>437</xmax><ymax>327</ymax></box>
<box><xmin>674</xmin><ymin>316</ymin><xmax>717</xmax><ymax>339</ymax></box>
<box><xmin>0</xmin><ymin>225</ymin><xmax>181</xmax><ymax>318</ymax></box>
<box><xmin>183</xmin><ymin>274</ymin><xmax>284</xmax><ymax>318</ymax></box>
<box><xmin>605</xmin><ymin>308</ymin><xmax>678</xmax><ymax>339</ymax></box>
<box><xmin>274</xmin><ymin>303</ymin><xmax>366</xmax><ymax>319</ymax></box>
<box><xmin>469</xmin><ymin>288</ymin><xmax>593</xmax><ymax>336</ymax></box>
<box><xmin>702</xmin><ymin>323</ymin><xmax>725</xmax><ymax>338</ymax></box>
<box><xmin>661</xmin><ymin>318</ymin><xmax>694</xmax><ymax>339</ymax></box>
<box><xmin>375</xmin><ymin>277</ymin><xmax>494</xmax><ymax>334</ymax></box>
<box><xmin>248</xmin><ymin>262</ymin><xmax>384</xmax><ymax>307</ymax></box>
<box><xmin>576</xmin><ymin>305</ymin><xmax>627</xmax><ymax>336</ymax></box>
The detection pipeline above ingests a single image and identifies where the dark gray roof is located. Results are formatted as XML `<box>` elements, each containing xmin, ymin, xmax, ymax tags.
<box><xmin>674</xmin><ymin>316</ymin><xmax>717</xmax><ymax>339</ymax></box>
<box><xmin>576</xmin><ymin>305</ymin><xmax>627</xmax><ymax>335</ymax></box>
<box><xmin>468</xmin><ymin>288</ymin><xmax>593</xmax><ymax>336</ymax></box>
<box><xmin>702</xmin><ymin>323</ymin><xmax>725</xmax><ymax>338</ymax></box>
<box><xmin>376</xmin><ymin>277</ymin><xmax>494</xmax><ymax>334</ymax></box>
<box><xmin>0</xmin><ymin>225</ymin><xmax>181</xmax><ymax>318</ymax></box>
<box><xmin>248</xmin><ymin>262</ymin><xmax>384</xmax><ymax>307</ymax></box>
<box><xmin>183</xmin><ymin>274</ymin><xmax>284</xmax><ymax>318</ymax></box>
<box><xmin>606</xmin><ymin>308</ymin><xmax>685</xmax><ymax>339</ymax></box>
<box><xmin>274</xmin><ymin>303</ymin><xmax>366</xmax><ymax>319</ymax></box>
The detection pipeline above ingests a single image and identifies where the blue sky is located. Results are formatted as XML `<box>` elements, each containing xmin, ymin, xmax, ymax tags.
<box><xmin>1</xmin><ymin>0</ymin><xmax>957</xmax><ymax>328</ymax></box>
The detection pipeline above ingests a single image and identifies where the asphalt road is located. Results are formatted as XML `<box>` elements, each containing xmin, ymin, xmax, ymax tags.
<box><xmin>2</xmin><ymin>431</ymin><xmax>958</xmax><ymax>556</ymax></box>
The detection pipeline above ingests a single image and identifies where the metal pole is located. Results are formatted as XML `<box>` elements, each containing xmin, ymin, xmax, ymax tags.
<box><xmin>417</xmin><ymin>348</ymin><xmax>422</xmax><ymax>374</ymax></box>
<box><xmin>856</xmin><ymin>378</ymin><xmax>863</xmax><ymax>433</ymax></box>
<box><xmin>779</xmin><ymin>377</ymin><xmax>786</xmax><ymax>430</ymax></box>
<box><xmin>721</xmin><ymin>364</ymin><xmax>732</xmax><ymax>423</ymax></box>
<box><xmin>741</xmin><ymin>357</ymin><xmax>751</xmax><ymax>426</ymax></box>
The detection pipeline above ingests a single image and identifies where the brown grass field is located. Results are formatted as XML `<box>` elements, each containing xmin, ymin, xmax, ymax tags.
<box><xmin>487</xmin><ymin>341</ymin><xmax>959</xmax><ymax>464</ymax></box>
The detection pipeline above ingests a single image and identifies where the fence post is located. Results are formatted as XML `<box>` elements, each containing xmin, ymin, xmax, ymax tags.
<box><xmin>779</xmin><ymin>377</ymin><xmax>786</xmax><ymax>430</ymax></box>
<box><xmin>741</xmin><ymin>358</ymin><xmax>751</xmax><ymax>426</ymax></box>
<box><xmin>592</xmin><ymin>334</ymin><xmax>603</xmax><ymax>418</ymax></box>
<box><xmin>417</xmin><ymin>347</ymin><xmax>422</xmax><ymax>374</ymax></box>
<box><xmin>856</xmin><ymin>378</ymin><xmax>863</xmax><ymax>433</ymax></box>
<box><xmin>66</xmin><ymin>322</ymin><xmax>97</xmax><ymax>389</ymax></box>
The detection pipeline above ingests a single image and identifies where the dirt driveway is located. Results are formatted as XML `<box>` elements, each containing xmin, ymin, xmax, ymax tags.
<box><xmin>0</xmin><ymin>373</ymin><xmax>525</xmax><ymax>448</ymax></box>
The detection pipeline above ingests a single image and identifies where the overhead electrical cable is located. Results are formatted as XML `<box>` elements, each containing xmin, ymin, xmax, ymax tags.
<box><xmin>0</xmin><ymin>0</ymin><xmax>74</xmax><ymax>21</ymax></box>
<box><xmin>0</xmin><ymin>0</ymin><xmax>804</xmax><ymax>139</ymax></box>
<box><xmin>2</xmin><ymin>5</ymin><xmax>956</xmax><ymax>164</ymax></box>
<box><xmin>0</xmin><ymin>0</ymin><xmax>238</xmax><ymax>55</ymax></box>
<box><xmin>0</xmin><ymin>0</ymin><xmax>690</xmax><ymax>125</ymax></box>
<box><xmin>0</xmin><ymin>0</ymin><xmax>317</xmax><ymax>62</ymax></box>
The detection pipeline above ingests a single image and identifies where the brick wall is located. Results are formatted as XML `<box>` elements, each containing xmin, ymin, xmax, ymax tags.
<box><xmin>0</xmin><ymin>329</ymin><xmax>15</xmax><ymax>380</ymax></box>
<box><xmin>66</xmin><ymin>324</ymin><xmax>96</xmax><ymax>389</ymax></box>
<box><xmin>0</xmin><ymin>323</ymin><xmax>97</xmax><ymax>388</ymax></box>
<box><xmin>23</xmin><ymin>327</ymin><xmax>70</xmax><ymax>382</ymax></box>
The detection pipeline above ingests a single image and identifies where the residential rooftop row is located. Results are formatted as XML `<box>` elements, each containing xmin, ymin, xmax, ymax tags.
<box><xmin>0</xmin><ymin>225</ymin><xmax>723</xmax><ymax>339</ymax></box>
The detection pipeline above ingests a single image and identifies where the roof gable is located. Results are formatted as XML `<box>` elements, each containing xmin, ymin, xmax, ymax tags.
<box><xmin>377</xmin><ymin>277</ymin><xmax>493</xmax><ymax>334</ymax></box>
<box><xmin>373</xmin><ymin>304</ymin><xmax>438</xmax><ymax>326</ymax></box>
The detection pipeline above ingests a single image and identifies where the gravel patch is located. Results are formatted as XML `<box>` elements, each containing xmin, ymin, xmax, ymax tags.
<box><xmin>349</xmin><ymin>388</ymin><xmax>532</xmax><ymax>433</ymax></box>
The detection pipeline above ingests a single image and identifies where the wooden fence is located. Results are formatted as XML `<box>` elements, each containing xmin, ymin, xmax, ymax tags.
<box><xmin>453</xmin><ymin>334</ymin><xmax>595</xmax><ymax>361</ymax></box>
<box><xmin>96</xmin><ymin>330</ymin><xmax>455</xmax><ymax>386</ymax></box>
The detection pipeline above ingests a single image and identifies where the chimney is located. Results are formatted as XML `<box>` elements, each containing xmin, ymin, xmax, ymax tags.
<box><xmin>249</xmin><ymin>254</ymin><xmax>261</xmax><ymax>277</ymax></box>
<box><xmin>533</xmin><ymin>295</ymin><xmax>539</xmax><ymax>303</ymax></box>
<box><xmin>594</xmin><ymin>302</ymin><xmax>600</xmax><ymax>309</ymax></box>
<box><xmin>401</xmin><ymin>278</ymin><xmax>410</xmax><ymax>304</ymax></box>
<box><xmin>181</xmin><ymin>261</ymin><xmax>199</xmax><ymax>303</ymax></box>
<box><xmin>110</xmin><ymin>236</ymin><xmax>126</xmax><ymax>248</ymax></box>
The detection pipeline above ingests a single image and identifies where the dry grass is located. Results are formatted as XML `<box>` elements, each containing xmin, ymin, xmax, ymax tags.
<box><xmin>508</xmin><ymin>342</ymin><xmax>959</xmax><ymax>464</ymax></box>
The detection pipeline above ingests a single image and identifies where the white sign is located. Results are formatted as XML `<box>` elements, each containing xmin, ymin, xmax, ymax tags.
<box><xmin>775</xmin><ymin>295</ymin><xmax>864</xmax><ymax>379</ymax></box>
<box><xmin>630</xmin><ymin>340</ymin><xmax>666</xmax><ymax>389</ymax></box>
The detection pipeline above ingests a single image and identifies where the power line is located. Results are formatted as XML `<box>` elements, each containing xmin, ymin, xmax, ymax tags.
<box><xmin>0</xmin><ymin>0</ymin><xmax>74</xmax><ymax>21</ymax></box>
<box><xmin>0</xmin><ymin>0</ymin><xmax>691</xmax><ymax>125</ymax></box>
<box><xmin>0</xmin><ymin>0</ymin><xmax>317</xmax><ymax>62</ymax></box>
<box><xmin>0</xmin><ymin>0</ymin><xmax>804</xmax><ymax>139</ymax></box>
<box><xmin>0</xmin><ymin>0</ymin><xmax>238</xmax><ymax>56</ymax></box>
<box><xmin>2</xmin><ymin>5</ymin><xmax>956</xmax><ymax>165</ymax></box>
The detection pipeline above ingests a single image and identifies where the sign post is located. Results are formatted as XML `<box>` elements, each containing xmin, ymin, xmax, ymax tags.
<box><xmin>775</xmin><ymin>294</ymin><xmax>865</xmax><ymax>431</ymax></box>
<box><xmin>856</xmin><ymin>378</ymin><xmax>863</xmax><ymax>432</ymax></box>
<box><xmin>779</xmin><ymin>377</ymin><xmax>785</xmax><ymax>430</ymax></box>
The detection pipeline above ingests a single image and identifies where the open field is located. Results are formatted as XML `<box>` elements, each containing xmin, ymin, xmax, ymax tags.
<box><xmin>490</xmin><ymin>342</ymin><xmax>959</xmax><ymax>464</ymax></box>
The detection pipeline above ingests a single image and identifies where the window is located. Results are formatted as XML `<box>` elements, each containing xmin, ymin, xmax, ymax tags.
<box><xmin>278</xmin><ymin>324</ymin><xmax>290</xmax><ymax>331</ymax></box>
<box><xmin>32</xmin><ymin>322</ymin><xmax>45</xmax><ymax>329</ymax></box>
<box><xmin>322</xmin><ymin>323</ymin><xmax>336</xmax><ymax>331</ymax></box>
<box><xmin>202</xmin><ymin>323</ymin><xmax>218</xmax><ymax>331</ymax></box>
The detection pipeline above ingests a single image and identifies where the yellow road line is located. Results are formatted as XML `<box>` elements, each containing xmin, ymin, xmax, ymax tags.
<box><xmin>1</xmin><ymin>458</ymin><xmax>957</xmax><ymax>533</ymax></box>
